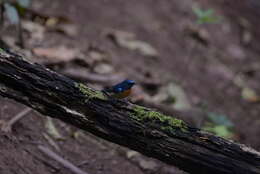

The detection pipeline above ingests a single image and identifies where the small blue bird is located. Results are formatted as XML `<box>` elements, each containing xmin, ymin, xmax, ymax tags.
<box><xmin>103</xmin><ymin>80</ymin><xmax>136</xmax><ymax>99</ymax></box>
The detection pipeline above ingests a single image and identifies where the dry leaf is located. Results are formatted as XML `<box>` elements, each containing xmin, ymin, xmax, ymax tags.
<box><xmin>47</xmin><ymin>23</ymin><xmax>78</xmax><ymax>37</ymax></box>
<box><xmin>107</xmin><ymin>30</ymin><xmax>158</xmax><ymax>57</ymax></box>
<box><xmin>241</xmin><ymin>87</ymin><xmax>260</xmax><ymax>102</ymax></box>
<box><xmin>33</xmin><ymin>46</ymin><xmax>80</xmax><ymax>63</ymax></box>
<box><xmin>45</xmin><ymin>16</ymin><xmax>78</xmax><ymax>37</ymax></box>
<box><xmin>45</xmin><ymin>117</ymin><xmax>64</xmax><ymax>140</ymax></box>
<box><xmin>23</xmin><ymin>20</ymin><xmax>45</xmax><ymax>41</ymax></box>
<box><xmin>93</xmin><ymin>63</ymin><xmax>114</xmax><ymax>74</ymax></box>
<box><xmin>152</xmin><ymin>82</ymin><xmax>191</xmax><ymax>110</ymax></box>
<box><xmin>45</xmin><ymin>17</ymin><xmax>59</xmax><ymax>27</ymax></box>
<box><xmin>185</xmin><ymin>24</ymin><xmax>209</xmax><ymax>46</ymax></box>
<box><xmin>88</xmin><ymin>49</ymin><xmax>109</xmax><ymax>62</ymax></box>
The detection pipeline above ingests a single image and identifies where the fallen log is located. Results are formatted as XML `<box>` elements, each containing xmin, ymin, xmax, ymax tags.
<box><xmin>0</xmin><ymin>49</ymin><xmax>259</xmax><ymax>174</ymax></box>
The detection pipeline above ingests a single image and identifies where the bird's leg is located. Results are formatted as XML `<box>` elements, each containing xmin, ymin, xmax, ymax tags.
<box><xmin>101</xmin><ymin>90</ymin><xmax>110</xmax><ymax>97</ymax></box>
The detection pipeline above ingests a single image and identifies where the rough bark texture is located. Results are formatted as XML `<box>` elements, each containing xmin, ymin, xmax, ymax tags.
<box><xmin>0</xmin><ymin>49</ymin><xmax>259</xmax><ymax>174</ymax></box>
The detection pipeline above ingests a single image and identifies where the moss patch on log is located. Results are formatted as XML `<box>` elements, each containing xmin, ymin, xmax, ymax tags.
<box><xmin>75</xmin><ymin>83</ymin><xmax>106</xmax><ymax>100</ymax></box>
<box><xmin>131</xmin><ymin>105</ymin><xmax>188</xmax><ymax>133</ymax></box>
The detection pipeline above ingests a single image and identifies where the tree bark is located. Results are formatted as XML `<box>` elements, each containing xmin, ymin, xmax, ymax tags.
<box><xmin>0</xmin><ymin>49</ymin><xmax>259</xmax><ymax>174</ymax></box>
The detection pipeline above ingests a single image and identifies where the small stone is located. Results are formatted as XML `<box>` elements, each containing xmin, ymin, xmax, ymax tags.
<box><xmin>126</xmin><ymin>150</ymin><xmax>139</xmax><ymax>159</ymax></box>
<box><xmin>139</xmin><ymin>159</ymin><xmax>158</xmax><ymax>171</ymax></box>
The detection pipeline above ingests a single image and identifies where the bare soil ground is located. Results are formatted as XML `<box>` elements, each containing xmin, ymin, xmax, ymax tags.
<box><xmin>0</xmin><ymin>0</ymin><xmax>260</xmax><ymax>174</ymax></box>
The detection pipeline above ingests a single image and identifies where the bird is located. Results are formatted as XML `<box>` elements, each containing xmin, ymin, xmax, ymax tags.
<box><xmin>102</xmin><ymin>80</ymin><xmax>136</xmax><ymax>99</ymax></box>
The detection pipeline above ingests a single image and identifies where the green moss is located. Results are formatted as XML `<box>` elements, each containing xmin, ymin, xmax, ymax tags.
<box><xmin>131</xmin><ymin>105</ymin><xmax>188</xmax><ymax>133</ymax></box>
<box><xmin>75</xmin><ymin>83</ymin><xmax>106</xmax><ymax>100</ymax></box>
<box><xmin>0</xmin><ymin>48</ymin><xmax>5</xmax><ymax>53</ymax></box>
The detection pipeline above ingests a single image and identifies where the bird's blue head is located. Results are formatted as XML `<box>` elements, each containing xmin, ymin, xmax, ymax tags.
<box><xmin>124</xmin><ymin>79</ymin><xmax>135</xmax><ymax>87</ymax></box>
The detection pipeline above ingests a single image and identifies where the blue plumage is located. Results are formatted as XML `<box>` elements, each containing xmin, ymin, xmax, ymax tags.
<box><xmin>112</xmin><ymin>80</ymin><xmax>135</xmax><ymax>92</ymax></box>
<box><xmin>103</xmin><ymin>80</ymin><xmax>135</xmax><ymax>99</ymax></box>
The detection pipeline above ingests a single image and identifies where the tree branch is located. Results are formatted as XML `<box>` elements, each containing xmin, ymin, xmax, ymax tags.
<box><xmin>0</xmin><ymin>49</ymin><xmax>259</xmax><ymax>174</ymax></box>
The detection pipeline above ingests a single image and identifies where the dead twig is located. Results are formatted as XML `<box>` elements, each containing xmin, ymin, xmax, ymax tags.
<box><xmin>38</xmin><ymin>145</ymin><xmax>90</xmax><ymax>174</ymax></box>
<box><xmin>24</xmin><ymin>148</ymin><xmax>60</xmax><ymax>172</ymax></box>
<box><xmin>1</xmin><ymin>107</ymin><xmax>32</xmax><ymax>132</ymax></box>
<box><xmin>43</xmin><ymin>133</ymin><xmax>61</xmax><ymax>152</ymax></box>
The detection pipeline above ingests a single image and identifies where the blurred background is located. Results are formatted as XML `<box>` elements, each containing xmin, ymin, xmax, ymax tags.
<box><xmin>0</xmin><ymin>0</ymin><xmax>260</xmax><ymax>173</ymax></box>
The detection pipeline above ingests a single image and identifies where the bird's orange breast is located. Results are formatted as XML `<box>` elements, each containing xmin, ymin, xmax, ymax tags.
<box><xmin>113</xmin><ymin>89</ymin><xmax>131</xmax><ymax>99</ymax></box>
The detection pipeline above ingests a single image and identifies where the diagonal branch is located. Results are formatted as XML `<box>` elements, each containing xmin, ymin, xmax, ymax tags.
<box><xmin>0</xmin><ymin>49</ymin><xmax>259</xmax><ymax>174</ymax></box>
